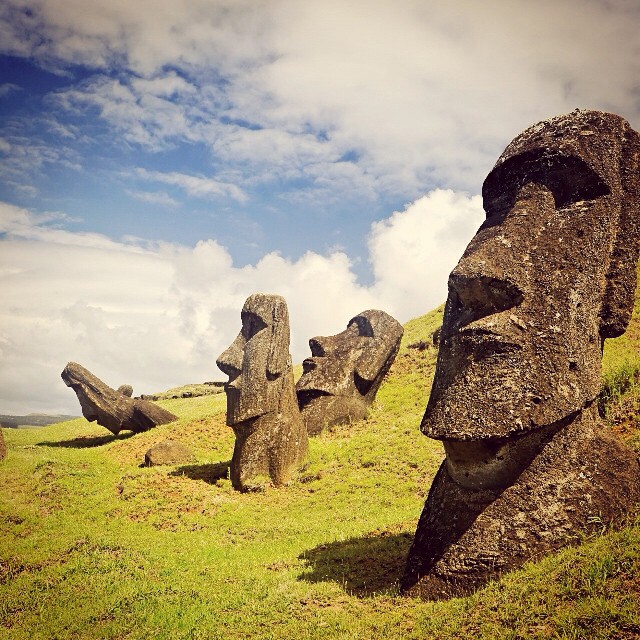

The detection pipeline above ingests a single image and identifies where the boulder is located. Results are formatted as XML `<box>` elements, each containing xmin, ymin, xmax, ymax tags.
<box><xmin>144</xmin><ymin>440</ymin><xmax>195</xmax><ymax>466</ymax></box>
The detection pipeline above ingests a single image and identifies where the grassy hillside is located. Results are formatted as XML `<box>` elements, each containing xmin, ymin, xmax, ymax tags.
<box><xmin>1</xmin><ymin>291</ymin><xmax>639</xmax><ymax>640</ymax></box>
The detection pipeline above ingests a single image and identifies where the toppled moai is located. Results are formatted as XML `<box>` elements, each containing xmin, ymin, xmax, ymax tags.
<box><xmin>296</xmin><ymin>310</ymin><xmax>403</xmax><ymax>435</ymax></box>
<box><xmin>402</xmin><ymin>110</ymin><xmax>640</xmax><ymax>600</ymax></box>
<box><xmin>61</xmin><ymin>362</ymin><xmax>178</xmax><ymax>435</ymax></box>
<box><xmin>217</xmin><ymin>293</ymin><xmax>308</xmax><ymax>491</ymax></box>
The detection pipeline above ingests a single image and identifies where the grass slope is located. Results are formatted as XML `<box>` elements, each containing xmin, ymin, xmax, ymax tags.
<box><xmin>1</xmin><ymin>292</ymin><xmax>639</xmax><ymax>639</ymax></box>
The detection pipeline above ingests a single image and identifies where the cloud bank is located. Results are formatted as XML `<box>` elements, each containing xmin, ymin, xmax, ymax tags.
<box><xmin>1</xmin><ymin>0</ymin><xmax>638</xmax><ymax>416</ymax></box>
<box><xmin>2</xmin><ymin>0</ymin><xmax>639</xmax><ymax>208</ymax></box>
<box><xmin>0</xmin><ymin>192</ymin><xmax>483</xmax><ymax>414</ymax></box>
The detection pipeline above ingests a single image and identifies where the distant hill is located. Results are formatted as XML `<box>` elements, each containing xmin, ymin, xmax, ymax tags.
<box><xmin>139</xmin><ymin>381</ymin><xmax>225</xmax><ymax>401</ymax></box>
<box><xmin>0</xmin><ymin>413</ymin><xmax>77</xmax><ymax>429</ymax></box>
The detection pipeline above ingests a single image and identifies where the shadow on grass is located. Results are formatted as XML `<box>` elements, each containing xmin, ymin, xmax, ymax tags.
<box><xmin>170</xmin><ymin>461</ymin><xmax>230</xmax><ymax>484</ymax></box>
<box><xmin>298</xmin><ymin>530</ymin><xmax>413</xmax><ymax>597</ymax></box>
<box><xmin>38</xmin><ymin>431</ymin><xmax>135</xmax><ymax>448</ymax></box>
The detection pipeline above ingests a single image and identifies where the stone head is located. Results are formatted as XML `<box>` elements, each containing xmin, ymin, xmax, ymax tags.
<box><xmin>217</xmin><ymin>293</ymin><xmax>291</xmax><ymax>425</ymax></box>
<box><xmin>62</xmin><ymin>361</ymin><xmax>125</xmax><ymax>432</ymax></box>
<box><xmin>425</xmin><ymin>110</ymin><xmax>640</xmax><ymax>444</ymax></box>
<box><xmin>61</xmin><ymin>361</ymin><xmax>177</xmax><ymax>434</ymax></box>
<box><xmin>296</xmin><ymin>309</ymin><xmax>403</xmax><ymax>433</ymax></box>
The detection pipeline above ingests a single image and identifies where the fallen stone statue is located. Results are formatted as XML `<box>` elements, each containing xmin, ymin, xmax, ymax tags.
<box><xmin>296</xmin><ymin>309</ymin><xmax>403</xmax><ymax>435</ymax></box>
<box><xmin>402</xmin><ymin>109</ymin><xmax>640</xmax><ymax>600</ymax></box>
<box><xmin>61</xmin><ymin>362</ymin><xmax>178</xmax><ymax>435</ymax></box>
<box><xmin>216</xmin><ymin>293</ymin><xmax>308</xmax><ymax>491</ymax></box>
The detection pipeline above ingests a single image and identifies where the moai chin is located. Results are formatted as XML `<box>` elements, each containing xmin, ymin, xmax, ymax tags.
<box><xmin>402</xmin><ymin>110</ymin><xmax>640</xmax><ymax>600</ymax></box>
<box><xmin>216</xmin><ymin>293</ymin><xmax>308</xmax><ymax>491</ymax></box>
<box><xmin>296</xmin><ymin>310</ymin><xmax>403</xmax><ymax>435</ymax></box>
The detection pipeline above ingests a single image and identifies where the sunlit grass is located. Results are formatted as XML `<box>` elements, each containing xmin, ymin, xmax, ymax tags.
<box><xmin>1</xmin><ymin>293</ymin><xmax>639</xmax><ymax>639</ymax></box>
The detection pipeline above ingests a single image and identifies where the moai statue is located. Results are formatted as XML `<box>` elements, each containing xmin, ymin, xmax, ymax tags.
<box><xmin>296</xmin><ymin>310</ymin><xmax>403</xmax><ymax>435</ymax></box>
<box><xmin>61</xmin><ymin>362</ymin><xmax>178</xmax><ymax>435</ymax></box>
<box><xmin>0</xmin><ymin>428</ymin><xmax>6</xmax><ymax>461</ymax></box>
<box><xmin>217</xmin><ymin>293</ymin><xmax>308</xmax><ymax>491</ymax></box>
<box><xmin>402</xmin><ymin>110</ymin><xmax>640</xmax><ymax>600</ymax></box>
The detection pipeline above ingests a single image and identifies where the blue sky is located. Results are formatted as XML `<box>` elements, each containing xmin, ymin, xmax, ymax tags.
<box><xmin>1</xmin><ymin>0</ymin><xmax>639</xmax><ymax>414</ymax></box>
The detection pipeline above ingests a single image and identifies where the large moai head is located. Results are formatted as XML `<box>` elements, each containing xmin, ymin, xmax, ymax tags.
<box><xmin>402</xmin><ymin>110</ymin><xmax>640</xmax><ymax>600</ymax></box>
<box><xmin>424</xmin><ymin>110</ymin><xmax>640</xmax><ymax>486</ymax></box>
<box><xmin>217</xmin><ymin>293</ymin><xmax>291</xmax><ymax>426</ymax></box>
<box><xmin>296</xmin><ymin>309</ymin><xmax>403</xmax><ymax>435</ymax></box>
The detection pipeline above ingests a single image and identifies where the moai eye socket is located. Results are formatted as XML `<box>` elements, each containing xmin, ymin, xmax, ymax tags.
<box><xmin>349</xmin><ymin>315</ymin><xmax>375</xmax><ymax>338</ymax></box>
<box><xmin>241</xmin><ymin>311</ymin><xmax>267</xmax><ymax>341</ymax></box>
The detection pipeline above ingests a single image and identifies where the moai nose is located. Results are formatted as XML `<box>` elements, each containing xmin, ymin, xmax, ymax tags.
<box><xmin>448</xmin><ymin>271</ymin><xmax>524</xmax><ymax>322</ymax></box>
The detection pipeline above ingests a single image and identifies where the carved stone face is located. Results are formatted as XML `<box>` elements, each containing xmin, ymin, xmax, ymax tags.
<box><xmin>216</xmin><ymin>293</ymin><xmax>290</xmax><ymax>425</ymax></box>
<box><xmin>296</xmin><ymin>310</ymin><xmax>403</xmax><ymax>433</ymax></box>
<box><xmin>424</xmin><ymin>110</ymin><xmax>640</xmax><ymax>444</ymax></box>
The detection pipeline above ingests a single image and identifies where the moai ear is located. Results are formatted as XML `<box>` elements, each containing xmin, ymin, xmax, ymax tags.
<box><xmin>354</xmin><ymin>339</ymin><xmax>391</xmax><ymax>385</ymax></box>
<box><xmin>353</xmin><ymin>311</ymin><xmax>403</xmax><ymax>391</ymax></box>
<box><xmin>600</xmin><ymin>128</ymin><xmax>640</xmax><ymax>339</ymax></box>
<box><xmin>267</xmin><ymin>297</ymin><xmax>290</xmax><ymax>377</ymax></box>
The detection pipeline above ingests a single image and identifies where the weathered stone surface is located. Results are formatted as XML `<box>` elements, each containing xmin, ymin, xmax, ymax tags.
<box><xmin>216</xmin><ymin>293</ymin><xmax>308</xmax><ymax>491</ymax></box>
<box><xmin>117</xmin><ymin>384</ymin><xmax>133</xmax><ymax>397</ymax></box>
<box><xmin>402</xmin><ymin>110</ymin><xmax>640</xmax><ymax>600</ymax></box>
<box><xmin>0</xmin><ymin>429</ymin><xmax>6</xmax><ymax>461</ymax></box>
<box><xmin>144</xmin><ymin>440</ymin><xmax>195</xmax><ymax>466</ymax></box>
<box><xmin>296</xmin><ymin>310</ymin><xmax>403</xmax><ymax>435</ymax></box>
<box><xmin>61</xmin><ymin>362</ymin><xmax>178</xmax><ymax>435</ymax></box>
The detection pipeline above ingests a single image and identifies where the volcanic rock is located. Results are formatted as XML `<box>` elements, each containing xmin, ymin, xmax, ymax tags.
<box><xmin>296</xmin><ymin>310</ymin><xmax>403</xmax><ymax>435</ymax></box>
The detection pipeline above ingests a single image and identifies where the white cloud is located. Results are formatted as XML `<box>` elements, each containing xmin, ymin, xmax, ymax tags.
<box><xmin>55</xmin><ymin>76</ymin><xmax>198</xmax><ymax>149</ymax></box>
<box><xmin>0</xmin><ymin>83</ymin><xmax>21</xmax><ymax>98</ymax></box>
<box><xmin>0</xmin><ymin>132</ymin><xmax>82</xmax><ymax>188</ymax></box>
<box><xmin>135</xmin><ymin>168</ymin><xmax>248</xmax><ymax>202</ymax></box>
<box><xmin>369</xmin><ymin>189</ymin><xmax>484</xmax><ymax>318</ymax></box>
<box><xmin>5</xmin><ymin>0</ymin><xmax>638</xmax><ymax>200</ymax></box>
<box><xmin>0</xmin><ymin>192</ymin><xmax>481</xmax><ymax>414</ymax></box>
<box><xmin>127</xmin><ymin>190</ymin><xmax>179</xmax><ymax>207</ymax></box>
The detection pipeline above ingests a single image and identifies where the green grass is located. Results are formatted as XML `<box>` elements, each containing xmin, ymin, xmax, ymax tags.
<box><xmin>1</xmin><ymin>297</ymin><xmax>639</xmax><ymax>639</ymax></box>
